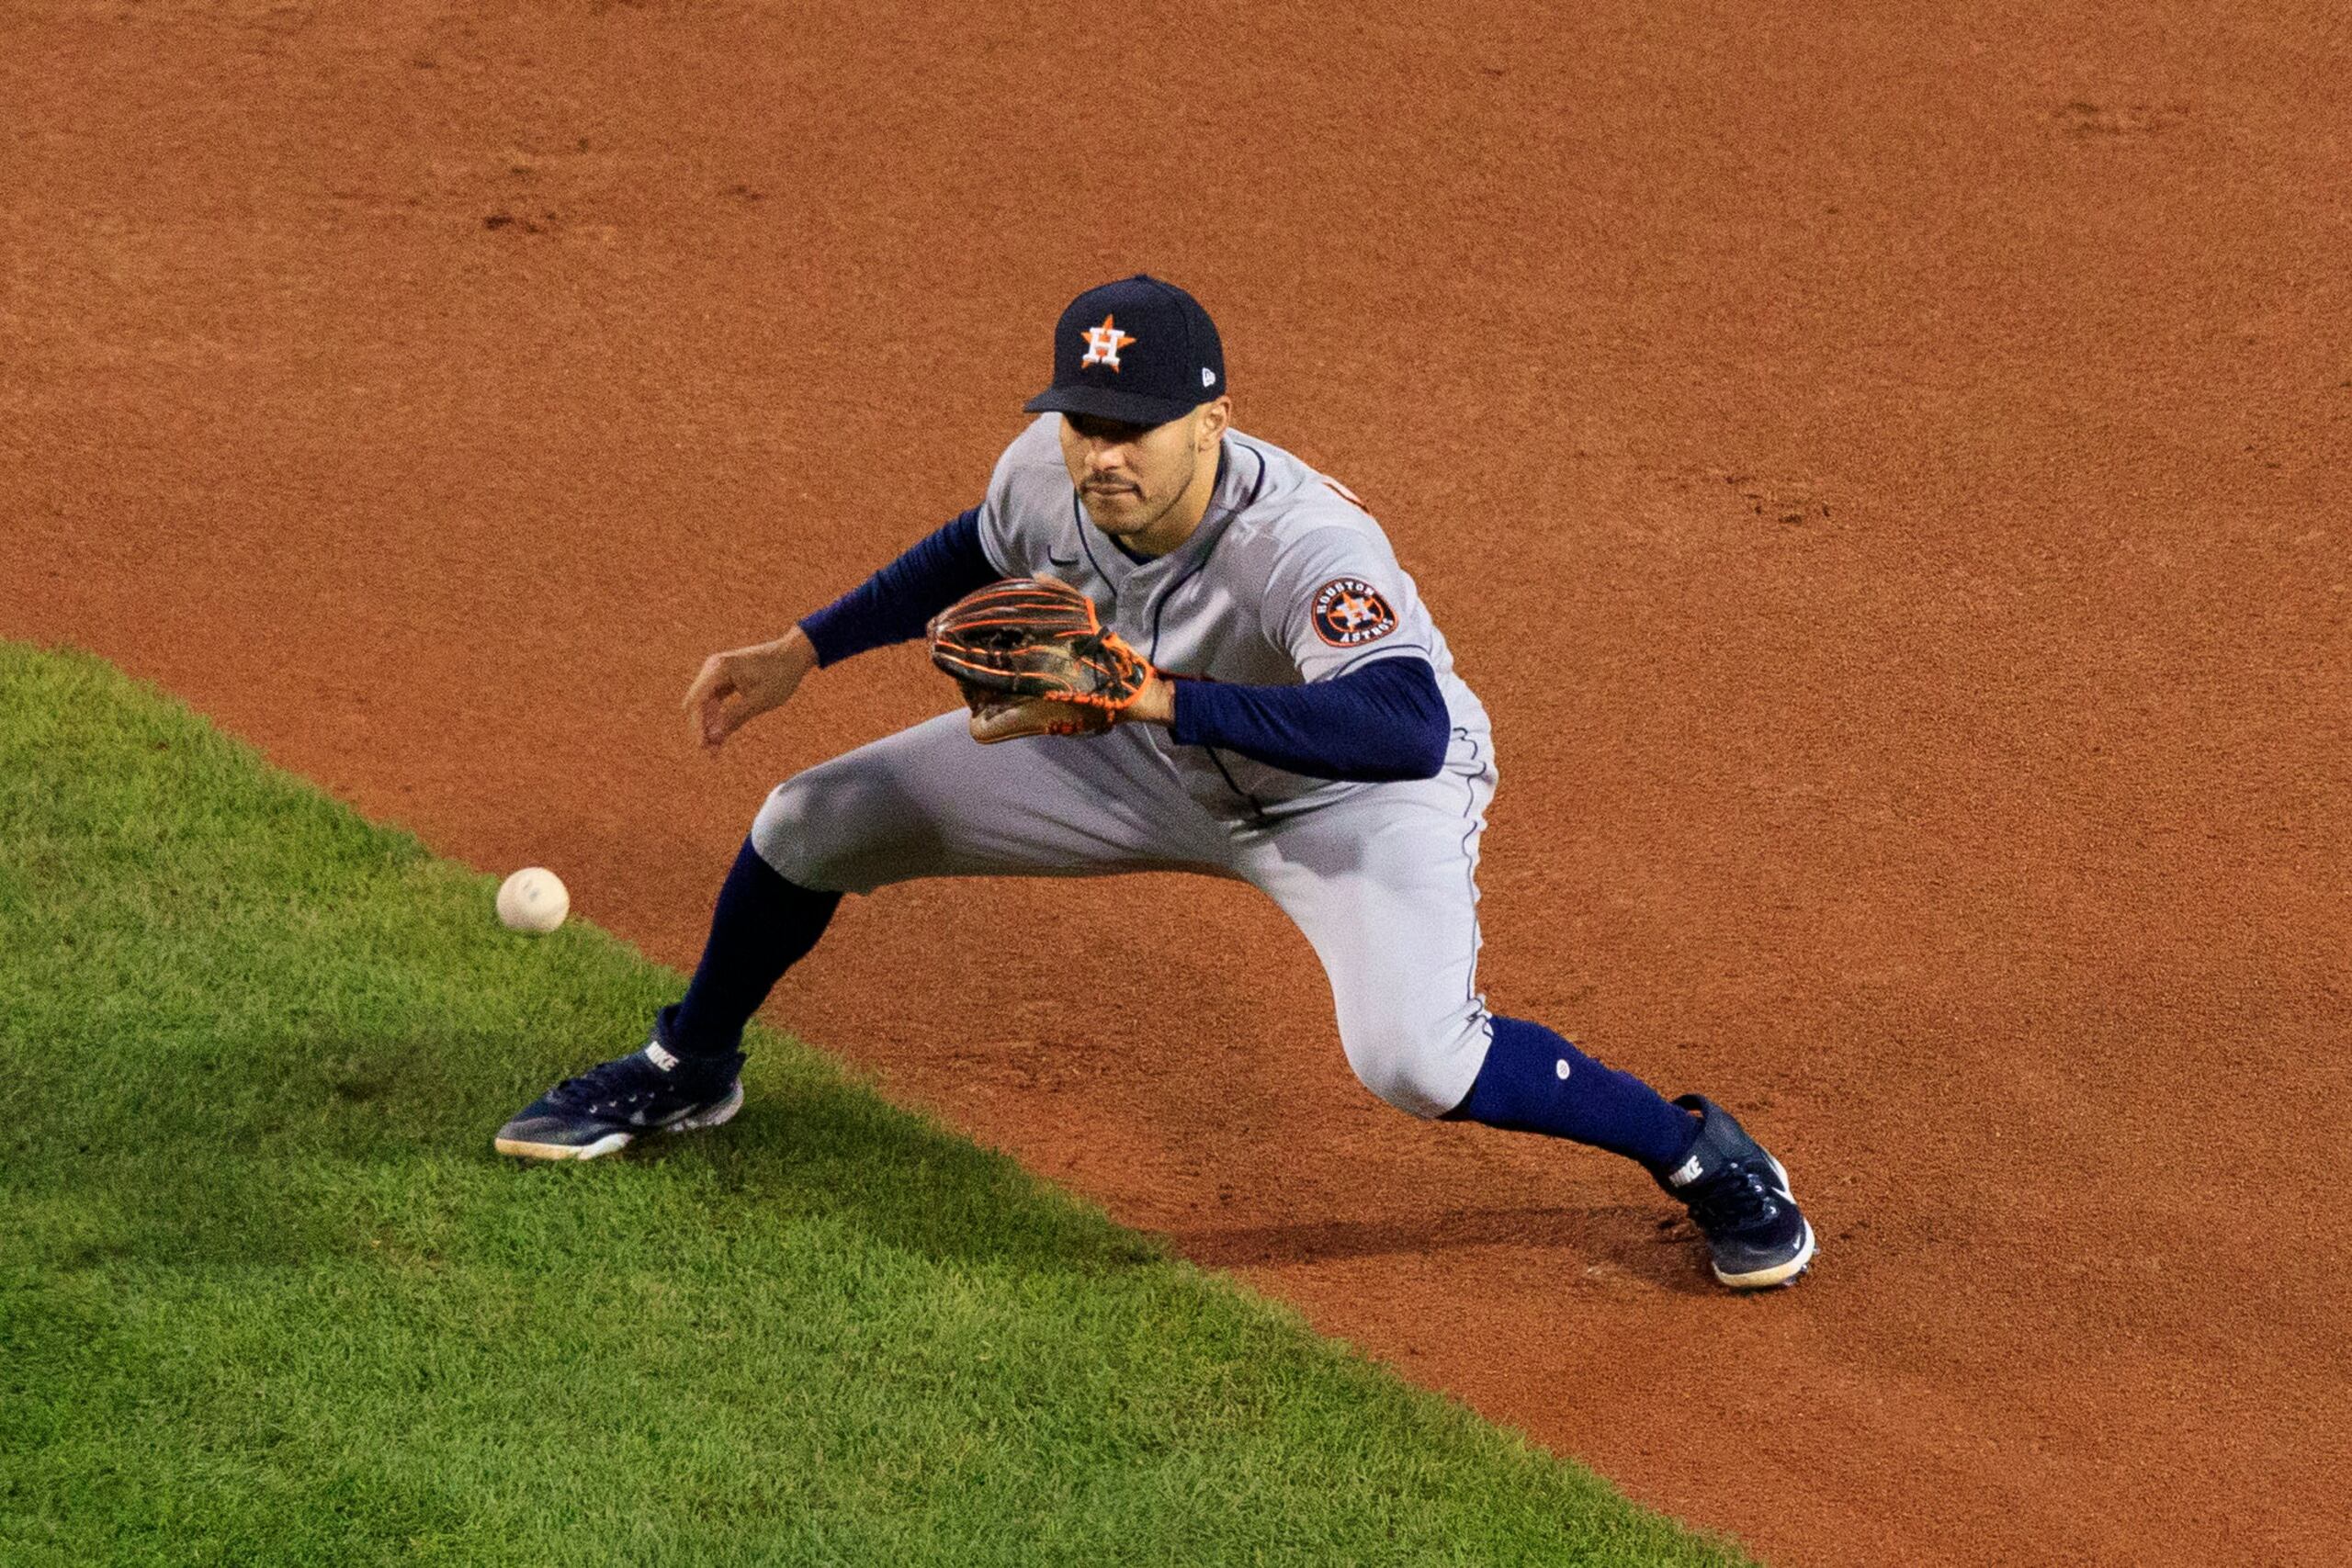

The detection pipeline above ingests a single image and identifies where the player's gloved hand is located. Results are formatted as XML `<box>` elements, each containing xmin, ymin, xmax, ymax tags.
<box><xmin>926</xmin><ymin>577</ymin><xmax>1155</xmax><ymax>743</ymax></box>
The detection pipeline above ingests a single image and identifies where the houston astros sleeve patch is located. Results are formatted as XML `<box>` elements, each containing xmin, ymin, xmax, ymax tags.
<box><xmin>1310</xmin><ymin>578</ymin><xmax>1400</xmax><ymax>648</ymax></box>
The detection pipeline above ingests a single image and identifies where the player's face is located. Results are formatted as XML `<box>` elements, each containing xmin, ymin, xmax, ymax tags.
<box><xmin>1058</xmin><ymin>402</ymin><xmax>1227</xmax><ymax>548</ymax></box>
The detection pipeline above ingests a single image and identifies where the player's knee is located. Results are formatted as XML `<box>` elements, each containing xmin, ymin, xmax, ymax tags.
<box><xmin>748</xmin><ymin>771</ymin><xmax>854</xmax><ymax>890</ymax></box>
<box><xmin>1337</xmin><ymin>1005</ymin><xmax>1489</xmax><ymax>1120</ymax></box>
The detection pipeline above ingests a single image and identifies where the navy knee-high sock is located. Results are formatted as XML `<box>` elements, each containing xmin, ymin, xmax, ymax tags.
<box><xmin>1446</xmin><ymin>1015</ymin><xmax>1702</xmax><ymax>1172</ymax></box>
<box><xmin>658</xmin><ymin>838</ymin><xmax>842</xmax><ymax>1059</ymax></box>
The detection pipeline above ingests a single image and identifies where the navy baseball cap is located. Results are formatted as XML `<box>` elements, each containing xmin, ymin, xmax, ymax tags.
<box><xmin>1023</xmin><ymin>275</ymin><xmax>1226</xmax><ymax>428</ymax></box>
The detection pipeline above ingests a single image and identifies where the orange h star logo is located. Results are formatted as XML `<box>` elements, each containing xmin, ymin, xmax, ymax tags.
<box><xmin>1080</xmin><ymin>314</ymin><xmax>1136</xmax><ymax>371</ymax></box>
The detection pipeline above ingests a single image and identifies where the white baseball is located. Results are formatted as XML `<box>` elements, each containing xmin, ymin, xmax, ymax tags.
<box><xmin>496</xmin><ymin>866</ymin><xmax>570</xmax><ymax>934</ymax></box>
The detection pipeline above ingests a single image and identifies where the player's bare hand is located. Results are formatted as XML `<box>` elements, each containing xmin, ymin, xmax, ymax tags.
<box><xmin>684</xmin><ymin>628</ymin><xmax>819</xmax><ymax>751</ymax></box>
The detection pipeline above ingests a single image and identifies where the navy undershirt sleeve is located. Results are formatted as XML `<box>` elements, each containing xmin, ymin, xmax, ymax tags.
<box><xmin>1170</xmin><ymin>657</ymin><xmax>1450</xmax><ymax>783</ymax></box>
<box><xmin>797</xmin><ymin>509</ymin><xmax>997</xmax><ymax>668</ymax></box>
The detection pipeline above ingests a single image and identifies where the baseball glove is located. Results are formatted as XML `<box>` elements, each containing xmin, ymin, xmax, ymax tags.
<box><xmin>927</xmin><ymin>577</ymin><xmax>1153</xmax><ymax>743</ymax></box>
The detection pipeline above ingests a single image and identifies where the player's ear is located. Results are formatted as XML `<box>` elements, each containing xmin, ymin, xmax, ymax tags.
<box><xmin>1195</xmin><ymin>396</ymin><xmax>1232</xmax><ymax>448</ymax></box>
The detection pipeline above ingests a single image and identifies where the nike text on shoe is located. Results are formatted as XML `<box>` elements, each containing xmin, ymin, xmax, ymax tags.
<box><xmin>493</xmin><ymin>1039</ymin><xmax>746</xmax><ymax>1161</ymax></box>
<box><xmin>1654</xmin><ymin>1094</ymin><xmax>1817</xmax><ymax>1290</ymax></box>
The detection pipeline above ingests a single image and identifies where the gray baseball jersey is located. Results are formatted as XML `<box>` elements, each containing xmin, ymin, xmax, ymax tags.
<box><xmin>975</xmin><ymin>415</ymin><xmax>1492</xmax><ymax>818</ymax></box>
<box><xmin>752</xmin><ymin>419</ymin><xmax>1504</xmax><ymax>1116</ymax></box>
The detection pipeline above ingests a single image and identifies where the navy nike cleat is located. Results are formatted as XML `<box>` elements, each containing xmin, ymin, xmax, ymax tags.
<box><xmin>1654</xmin><ymin>1094</ymin><xmax>1817</xmax><ymax>1290</ymax></box>
<box><xmin>493</xmin><ymin>1039</ymin><xmax>746</xmax><ymax>1161</ymax></box>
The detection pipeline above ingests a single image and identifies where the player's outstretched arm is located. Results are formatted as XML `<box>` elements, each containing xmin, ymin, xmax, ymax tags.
<box><xmin>684</xmin><ymin>508</ymin><xmax>997</xmax><ymax>752</ymax></box>
<box><xmin>683</xmin><ymin>626</ymin><xmax>820</xmax><ymax>752</ymax></box>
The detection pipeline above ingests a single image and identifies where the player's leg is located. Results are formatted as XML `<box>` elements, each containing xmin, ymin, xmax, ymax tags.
<box><xmin>1235</xmin><ymin>771</ymin><xmax>1814</xmax><ymax>1289</ymax></box>
<box><xmin>1231</xmin><ymin>774</ymin><xmax>1698</xmax><ymax>1150</ymax></box>
<box><xmin>494</xmin><ymin>715</ymin><xmax>1227</xmax><ymax>1160</ymax></box>
<box><xmin>673</xmin><ymin>706</ymin><xmax>1229</xmax><ymax>1041</ymax></box>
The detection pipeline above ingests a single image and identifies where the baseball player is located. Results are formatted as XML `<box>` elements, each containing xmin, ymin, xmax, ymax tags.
<box><xmin>496</xmin><ymin>276</ymin><xmax>1815</xmax><ymax>1291</ymax></box>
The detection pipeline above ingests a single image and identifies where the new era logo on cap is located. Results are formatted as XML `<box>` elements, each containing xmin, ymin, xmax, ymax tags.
<box><xmin>1024</xmin><ymin>274</ymin><xmax>1226</xmax><ymax>428</ymax></box>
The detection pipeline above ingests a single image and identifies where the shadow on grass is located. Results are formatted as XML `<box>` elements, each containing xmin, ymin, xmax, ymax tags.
<box><xmin>14</xmin><ymin>1021</ymin><xmax>1161</xmax><ymax>1286</ymax></box>
<box><xmin>482</xmin><ymin>1043</ymin><xmax>1169</xmax><ymax>1281</ymax></box>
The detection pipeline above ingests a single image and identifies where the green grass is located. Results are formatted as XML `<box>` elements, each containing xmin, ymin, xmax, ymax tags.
<box><xmin>0</xmin><ymin>642</ymin><xmax>1747</xmax><ymax>1567</ymax></box>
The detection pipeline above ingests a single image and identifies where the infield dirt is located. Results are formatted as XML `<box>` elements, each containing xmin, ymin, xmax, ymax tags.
<box><xmin>6</xmin><ymin>3</ymin><xmax>2347</xmax><ymax>1562</ymax></box>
